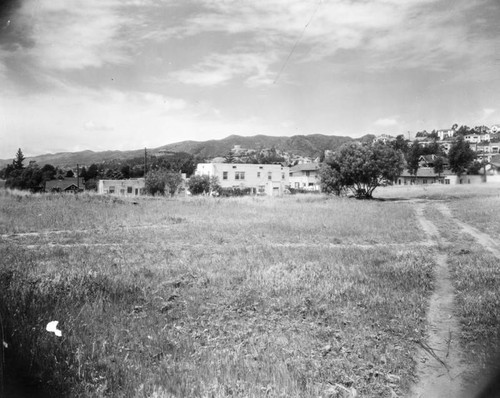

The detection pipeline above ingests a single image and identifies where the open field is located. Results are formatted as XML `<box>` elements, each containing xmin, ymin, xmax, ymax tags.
<box><xmin>1</xmin><ymin>185</ymin><xmax>500</xmax><ymax>397</ymax></box>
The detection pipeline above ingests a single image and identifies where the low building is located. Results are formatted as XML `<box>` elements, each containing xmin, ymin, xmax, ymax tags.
<box><xmin>195</xmin><ymin>163</ymin><xmax>289</xmax><ymax>196</ymax></box>
<box><xmin>396</xmin><ymin>168</ymin><xmax>454</xmax><ymax>185</ymax></box>
<box><xmin>98</xmin><ymin>179</ymin><xmax>146</xmax><ymax>196</ymax></box>
<box><xmin>45</xmin><ymin>178</ymin><xmax>84</xmax><ymax>193</ymax></box>
<box><xmin>289</xmin><ymin>162</ymin><xmax>321</xmax><ymax>191</ymax></box>
<box><xmin>396</xmin><ymin>168</ymin><xmax>484</xmax><ymax>185</ymax></box>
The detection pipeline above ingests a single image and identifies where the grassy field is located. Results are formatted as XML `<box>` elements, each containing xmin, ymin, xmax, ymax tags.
<box><xmin>0</xmin><ymin>186</ymin><xmax>497</xmax><ymax>397</ymax></box>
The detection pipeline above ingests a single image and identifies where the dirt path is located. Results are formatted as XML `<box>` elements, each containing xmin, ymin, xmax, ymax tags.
<box><xmin>436</xmin><ymin>202</ymin><xmax>500</xmax><ymax>258</ymax></box>
<box><xmin>411</xmin><ymin>203</ymin><xmax>468</xmax><ymax>398</ymax></box>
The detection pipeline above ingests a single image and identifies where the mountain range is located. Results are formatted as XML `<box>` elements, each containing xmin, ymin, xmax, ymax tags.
<box><xmin>1</xmin><ymin>134</ymin><xmax>376</xmax><ymax>168</ymax></box>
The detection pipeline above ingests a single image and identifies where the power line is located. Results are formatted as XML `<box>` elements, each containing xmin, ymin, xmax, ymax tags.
<box><xmin>273</xmin><ymin>0</ymin><xmax>323</xmax><ymax>84</ymax></box>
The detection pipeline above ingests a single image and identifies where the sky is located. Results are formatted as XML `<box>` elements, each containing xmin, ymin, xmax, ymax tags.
<box><xmin>0</xmin><ymin>0</ymin><xmax>499</xmax><ymax>159</ymax></box>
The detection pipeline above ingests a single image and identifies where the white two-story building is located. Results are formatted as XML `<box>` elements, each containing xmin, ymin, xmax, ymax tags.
<box><xmin>289</xmin><ymin>163</ymin><xmax>321</xmax><ymax>191</ymax></box>
<box><xmin>195</xmin><ymin>163</ymin><xmax>289</xmax><ymax>196</ymax></box>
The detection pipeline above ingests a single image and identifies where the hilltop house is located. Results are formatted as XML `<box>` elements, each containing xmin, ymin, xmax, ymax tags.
<box><xmin>45</xmin><ymin>178</ymin><xmax>84</xmax><ymax>193</ymax></box>
<box><xmin>195</xmin><ymin>163</ymin><xmax>289</xmax><ymax>196</ymax></box>
<box><xmin>98</xmin><ymin>178</ymin><xmax>146</xmax><ymax>196</ymax></box>
<box><xmin>437</xmin><ymin>129</ymin><xmax>455</xmax><ymax>140</ymax></box>
<box><xmin>289</xmin><ymin>163</ymin><xmax>321</xmax><ymax>191</ymax></box>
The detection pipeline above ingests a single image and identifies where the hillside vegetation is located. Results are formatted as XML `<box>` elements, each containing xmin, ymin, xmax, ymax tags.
<box><xmin>0</xmin><ymin>134</ymin><xmax>375</xmax><ymax>168</ymax></box>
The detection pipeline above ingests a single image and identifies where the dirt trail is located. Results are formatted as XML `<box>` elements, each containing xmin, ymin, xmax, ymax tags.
<box><xmin>411</xmin><ymin>203</ymin><xmax>468</xmax><ymax>398</ymax></box>
<box><xmin>436</xmin><ymin>202</ymin><xmax>500</xmax><ymax>258</ymax></box>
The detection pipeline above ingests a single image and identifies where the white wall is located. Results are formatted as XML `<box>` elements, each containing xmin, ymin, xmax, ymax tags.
<box><xmin>195</xmin><ymin>163</ymin><xmax>289</xmax><ymax>195</ymax></box>
<box><xmin>98</xmin><ymin>179</ymin><xmax>145</xmax><ymax>196</ymax></box>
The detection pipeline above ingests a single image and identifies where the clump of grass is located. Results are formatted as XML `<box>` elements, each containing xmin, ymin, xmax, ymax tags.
<box><xmin>448</xmin><ymin>249</ymin><xmax>500</xmax><ymax>389</ymax></box>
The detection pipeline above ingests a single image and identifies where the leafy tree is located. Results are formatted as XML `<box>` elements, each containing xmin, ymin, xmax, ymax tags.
<box><xmin>406</xmin><ymin>140</ymin><xmax>422</xmax><ymax>178</ymax></box>
<box><xmin>188</xmin><ymin>175</ymin><xmax>220</xmax><ymax>195</ymax></box>
<box><xmin>121</xmin><ymin>165</ymin><xmax>131</xmax><ymax>179</ymax></box>
<box><xmin>320</xmin><ymin>142</ymin><xmax>403</xmax><ymax>199</ymax></box>
<box><xmin>145</xmin><ymin>170</ymin><xmax>184</xmax><ymax>196</ymax></box>
<box><xmin>455</xmin><ymin>125</ymin><xmax>471</xmax><ymax>136</ymax></box>
<box><xmin>467</xmin><ymin>160</ymin><xmax>483</xmax><ymax>175</ymax></box>
<box><xmin>319</xmin><ymin>161</ymin><xmax>345</xmax><ymax>195</ymax></box>
<box><xmin>13</xmin><ymin>148</ymin><xmax>25</xmax><ymax>170</ymax></box>
<box><xmin>428</xmin><ymin>131</ymin><xmax>439</xmax><ymax>141</ymax></box>
<box><xmin>433</xmin><ymin>156</ymin><xmax>445</xmax><ymax>179</ymax></box>
<box><xmin>79</xmin><ymin>166</ymin><xmax>88</xmax><ymax>181</ymax></box>
<box><xmin>390</xmin><ymin>135</ymin><xmax>409</xmax><ymax>154</ymax></box>
<box><xmin>448</xmin><ymin>136</ymin><xmax>475</xmax><ymax>176</ymax></box>
<box><xmin>66</xmin><ymin>170</ymin><xmax>74</xmax><ymax>178</ymax></box>
<box><xmin>86</xmin><ymin>164</ymin><xmax>99</xmax><ymax>180</ymax></box>
<box><xmin>224</xmin><ymin>151</ymin><xmax>236</xmax><ymax>164</ymax></box>
<box><xmin>41</xmin><ymin>164</ymin><xmax>56</xmax><ymax>181</ymax></box>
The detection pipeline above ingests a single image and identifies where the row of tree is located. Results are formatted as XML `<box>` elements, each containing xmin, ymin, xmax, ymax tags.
<box><xmin>320</xmin><ymin>136</ymin><xmax>478</xmax><ymax>199</ymax></box>
<box><xmin>0</xmin><ymin>149</ymin><xmax>198</xmax><ymax>192</ymax></box>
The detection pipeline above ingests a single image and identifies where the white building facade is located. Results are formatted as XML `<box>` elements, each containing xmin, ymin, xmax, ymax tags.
<box><xmin>98</xmin><ymin>179</ymin><xmax>146</xmax><ymax>196</ymax></box>
<box><xmin>195</xmin><ymin>163</ymin><xmax>289</xmax><ymax>196</ymax></box>
<box><xmin>289</xmin><ymin>163</ymin><xmax>321</xmax><ymax>191</ymax></box>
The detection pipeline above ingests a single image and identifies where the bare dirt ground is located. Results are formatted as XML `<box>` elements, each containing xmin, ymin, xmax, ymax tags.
<box><xmin>411</xmin><ymin>201</ymin><xmax>500</xmax><ymax>398</ymax></box>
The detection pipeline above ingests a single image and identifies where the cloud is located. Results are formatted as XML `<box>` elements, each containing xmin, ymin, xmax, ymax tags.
<box><xmin>374</xmin><ymin>117</ymin><xmax>399</xmax><ymax>127</ymax></box>
<box><xmin>172</xmin><ymin>52</ymin><xmax>277</xmax><ymax>87</ymax></box>
<box><xmin>158</xmin><ymin>0</ymin><xmax>494</xmax><ymax>76</ymax></box>
<box><xmin>0</xmin><ymin>0</ymin><xmax>146</xmax><ymax>71</ymax></box>
<box><xmin>483</xmin><ymin>108</ymin><xmax>496</xmax><ymax>118</ymax></box>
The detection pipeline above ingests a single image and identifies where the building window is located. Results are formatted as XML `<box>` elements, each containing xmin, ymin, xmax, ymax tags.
<box><xmin>268</xmin><ymin>172</ymin><xmax>272</xmax><ymax>180</ymax></box>
<box><xmin>135</xmin><ymin>188</ymin><xmax>139</xmax><ymax>195</ymax></box>
<box><xmin>127</xmin><ymin>186</ymin><xmax>133</xmax><ymax>194</ymax></box>
<box><xmin>109</xmin><ymin>186</ymin><xmax>115</xmax><ymax>193</ymax></box>
<box><xmin>305</xmin><ymin>171</ymin><xmax>310</xmax><ymax>177</ymax></box>
<box><xmin>120</xmin><ymin>189</ymin><xmax>125</xmax><ymax>195</ymax></box>
<box><xmin>257</xmin><ymin>172</ymin><xmax>261</xmax><ymax>178</ymax></box>
<box><xmin>232</xmin><ymin>165</ymin><xmax>237</xmax><ymax>169</ymax></box>
<box><xmin>308</xmin><ymin>183</ymin><xmax>314</xmax><ymax>186</ymax></box>
<box><xmin>235</xmin><ymin>171</ymin><xmax>245</xmax><ymax>180</ymax></box>
<box><xmin>282</xmin><ymin>173</ymin><xmax>285</xmax><ymax>180</ymax></box>
<box><xmin>223</xmin><ymin>171</ymin><xmax>228</xmax><ymax>180</ymax></box>
<box><xmin>445</xmin><ymin>180</ymin><xmax>450</xmax><ymax>185</ymax></box>
<box><xmin>258</xmin><ymin>185</ymin><xmax>265</xmax><ymax>193</ymax></box>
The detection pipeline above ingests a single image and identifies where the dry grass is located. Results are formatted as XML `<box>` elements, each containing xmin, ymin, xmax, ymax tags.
<box><xmin>1</xmin><ymin>190</ymin><xmax>435</xmax><ymax>397</ymax></box>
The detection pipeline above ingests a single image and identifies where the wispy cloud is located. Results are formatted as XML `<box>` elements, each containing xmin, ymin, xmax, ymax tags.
<box><xmin>374</xmin><ymin>117</ymin><xmax>399</xmax><ymax>127</ymax></box>
<box><xmin>161</xmin><ymin>0</ymin><xmax>494</xmax><ymax>74</ymax></box>
<box><xmin>172</xmin><ymin>52</ymin><xmax>277</xmax><ymax>87</ymax></box>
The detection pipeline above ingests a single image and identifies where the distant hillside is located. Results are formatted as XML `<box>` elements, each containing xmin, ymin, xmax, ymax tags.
<box><xmin>0</xmin><ymin>134</ymin><xmax>376</xmax><ymax>168</ymax></box>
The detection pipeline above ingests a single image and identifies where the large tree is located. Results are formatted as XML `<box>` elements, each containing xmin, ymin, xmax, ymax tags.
<box><xmin>13</xmin><ymin>148</ymin><xmax>25</xmax><ymax>170</ymax></box>
<box><xmin>433</xmin><ymin>156</ymin><xmax>445</xmax><ymax>180</ymax></box>
<box><xmin>145</xmin><ymin>170</ymin><xmax>184</xmax><ymax>196</ymax></box>
<box><xmin>406</xmin><ymin>140</ymin><xmax>422</xmax><ymax>178</ymax></box>
<box><xmin>320</xmin><ymin>142</ymin><xmax>403</xmax><ymax>199</ymax></box>
<box><xmin>448</xmin><ymin>136</ymin><xmax>476</xmax><ymax>176</ymax></box>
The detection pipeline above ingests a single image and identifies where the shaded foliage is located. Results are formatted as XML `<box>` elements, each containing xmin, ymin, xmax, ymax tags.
<box><xmin>320</xmin><ymin>142</ymin><xmax>403</xmax><ymax>199</ymax></box>
<box><xmin>448</xmin><ymin>136</ymin><xmax>476</xmax><ymax>176</ymax></box>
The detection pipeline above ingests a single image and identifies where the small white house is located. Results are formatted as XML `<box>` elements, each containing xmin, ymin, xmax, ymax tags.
<box><xmin>98</xmin><ymin>179</ymin><xmax>146</xmax><ymax>196</ymax></box>
<box><xmin>195</xmin><ymin>163</ymin><xmax>289</xmax><ymax>196</ymax></box>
